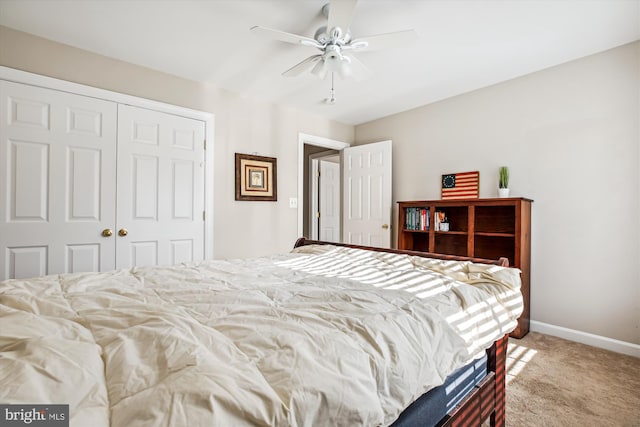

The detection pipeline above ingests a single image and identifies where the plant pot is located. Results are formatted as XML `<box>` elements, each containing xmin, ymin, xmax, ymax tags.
<box><xmin>498</xmin><ymin>188</ymin><xmax>510</xmax><ymax>198</ymax></box>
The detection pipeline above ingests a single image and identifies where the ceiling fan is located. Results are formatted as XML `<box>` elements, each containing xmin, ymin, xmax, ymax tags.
<box><xmin>250</xmin><ymin>0</ymin><xmax>417</xmax><ymax>81</ymax></box>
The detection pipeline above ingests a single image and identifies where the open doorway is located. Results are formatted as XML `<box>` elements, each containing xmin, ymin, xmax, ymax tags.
<box><xmin>297</xmin><ymin>133</ymin><xmax>393</xmax><ymax>248</ymax></box>
<box><xmin>309</xmin><ymin>151</ymin><xmax>341</xmax><ymax>241</ymax></box>
<box><xmin>297</xmin><ymin>134</ymin><xmax>350</xmax><ymax>240</ymax></box>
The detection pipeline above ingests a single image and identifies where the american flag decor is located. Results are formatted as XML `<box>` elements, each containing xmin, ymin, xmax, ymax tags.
<box><xmin>441</xmin><ymin>171</ymin><xmax>479</xmax><ymax>200</ymax></box>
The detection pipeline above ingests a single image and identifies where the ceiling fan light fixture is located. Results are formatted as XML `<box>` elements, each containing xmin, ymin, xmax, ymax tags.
<box><xmin>311</xmin><ymin>59</ymin><xmax>328</xmax><ymax>79</ymax></box>
<box><xmin>324</xmin><ymin>55</ymin><xmax>340</xmax><ymax>74</ymax></box>
<box><xmin>337</xmin><ymin>57</ymin><xmax>352</xmax><ymax>79</ymax></box>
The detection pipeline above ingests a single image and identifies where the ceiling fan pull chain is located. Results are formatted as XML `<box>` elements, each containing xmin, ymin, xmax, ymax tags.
<box><xmin>325</xmin><ymin>72</ymin><xmax>336</xmax><ymax>105</ymax></box>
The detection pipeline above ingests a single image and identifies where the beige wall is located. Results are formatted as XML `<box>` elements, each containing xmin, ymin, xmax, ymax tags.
<box><xmin>356</xmin><ymin>42</ymin><xmax>640</xmax><ymax>345</ymax></box>
<box><xmin>0</xmin><ymin>26</ymin><xmax>354</xmax><ymax>259</ymax></box>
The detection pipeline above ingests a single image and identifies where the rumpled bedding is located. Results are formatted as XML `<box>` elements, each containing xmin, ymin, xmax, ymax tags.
<box><xmin>0</xmin><ymin>244</ymin><xmax>523</xmax><ymax>427</ymax></box>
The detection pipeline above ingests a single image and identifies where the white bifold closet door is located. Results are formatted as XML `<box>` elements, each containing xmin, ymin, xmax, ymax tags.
<box><xmin>115</xmin><ymin>104</ymin><xmax>205</xmax><ymax>269</ymax></box>
<box><xmin>0</xmin><ymin>81</ymin><xmax>205</xmax><ymax>280</ymax></box>
<box><xmin>0</xmin><ymin>80</ymin><xmax>118</xmax><ymax>279</ymax></box>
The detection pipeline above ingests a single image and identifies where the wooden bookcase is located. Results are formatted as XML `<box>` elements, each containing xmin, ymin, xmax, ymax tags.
<box><xmin>397</xmin><ymin>198</ymin><xmax>532</xmax><ymax>338</ymax></box>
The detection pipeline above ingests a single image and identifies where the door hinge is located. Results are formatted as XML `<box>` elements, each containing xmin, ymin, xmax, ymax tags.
<box><xmin>203</xmin><ymin>211</ymin><xmax>206</xmax><ymax>220</ymax></box>
<box><xmin>317</xmin><ymin>170</ymin><xmax>320</xmax><ymax>177</ymax></box>
<box><xmin>203</xmin><ymin>140</ymin><xmax>207</xmax><ymax>150</ymax></box>
<box><xmin>316</xmin><ymin>212</ymin><xmax>320</xmax><ymax>218</ymax></box>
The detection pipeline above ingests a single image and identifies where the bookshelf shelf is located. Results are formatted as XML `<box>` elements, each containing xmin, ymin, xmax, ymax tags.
<box><xmin>475</xmin><ymin>232</ymin><xmax>515</xmax><ymax>238</ymax></box>
<box><xmin>397</xmin><ymin>197</ymin><xmax>532</xmax><ymax>338</ymax></box>
<box><xmin>436</xmin><ymin>231</ymin><xmax>467</xmax><ymax>235</ymax></box>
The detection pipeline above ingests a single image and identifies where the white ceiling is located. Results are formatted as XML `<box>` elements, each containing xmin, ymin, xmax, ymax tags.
<box><xmin>1</xmin><ymin>0</ymin><xmax>638</xmax><ymax>125</ymax></box>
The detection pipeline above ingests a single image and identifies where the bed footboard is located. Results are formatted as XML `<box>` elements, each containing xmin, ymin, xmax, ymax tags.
<box><xmin>293</xmin><ymin>238</ymin><xmax>510</xmax><ymax>427</ymax></box>
<box><xmin>438</xmin><ymin>334</ymin><xmax>508</xmax><ymax>427</ymax></box>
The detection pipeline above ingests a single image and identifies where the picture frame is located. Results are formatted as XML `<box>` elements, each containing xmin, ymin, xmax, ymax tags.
<box><xmin>235</xmin><ymin>153</ymin><xmax>277</xmax><ymax>201</ymax></box>
<box><xmin>441</xmin><ymin>171</ymin><xmax>479</xmax><ymax>200</ymax></box>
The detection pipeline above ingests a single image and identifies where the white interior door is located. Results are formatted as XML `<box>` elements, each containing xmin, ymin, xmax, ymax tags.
<box><xmin>319</xmin><ymin>158</ymin><xmax>341</xmax><ymax>242</ymax></box>
<box><xmin>342</xmin><ymin>140</ymin><xmax>392</xmax><ymax>248</ymax></box>
<box><xmin>0</xmin><ymin>80</ymin><xmax>117</xmax><ymax>279</ymax></box>
<box><xmin>116</xmin><ymin>105</ymin><xmax>205</xmax><ymax>268</ymax></box>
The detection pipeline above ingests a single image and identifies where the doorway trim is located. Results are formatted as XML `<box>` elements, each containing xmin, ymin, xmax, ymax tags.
<box><xmin>297</xmin><ymin>133</ymin><xmax>350</xmax><ymax>238</ymax></box>
<box><xmin>309</xmin><ymin>151</ymin><xmax>340</xmax><ymax>240</ymax></box>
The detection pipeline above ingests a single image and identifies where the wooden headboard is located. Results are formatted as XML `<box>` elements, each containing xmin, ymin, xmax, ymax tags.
<box><xmin>293</xmin><ymin>237</ymin><xmax>509</xmax><ymax>267</ymax></box>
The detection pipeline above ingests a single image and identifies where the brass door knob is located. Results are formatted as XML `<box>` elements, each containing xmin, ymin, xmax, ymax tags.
<box><xmin>118</xmin><ymin>228</ymin><xmax>128</xmax><ymax>237</ymax></box>
<box><xmin>102</xmin><ymin>228</ymin><xmax>113</xmax><ymax>237</ymax></box>
<box><xmin>382</xmin><ymin>224</ymin><xmax>390</xmax><ymax>229</ymax></box>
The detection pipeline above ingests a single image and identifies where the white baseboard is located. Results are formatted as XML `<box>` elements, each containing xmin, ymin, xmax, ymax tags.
<box><xmin>530</xmin><ymin>320</ymin><xmax>640</xmax><ymax>358</ymax></box>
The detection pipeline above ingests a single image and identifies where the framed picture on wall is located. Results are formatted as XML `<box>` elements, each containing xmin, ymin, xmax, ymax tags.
<box><xmin>441</xmin><ymin>171</ymin><xmax>479</xmax><ymax>200</ymax></box>
<box><xmin>235</xmin><ymin>153</ymin><xmax>277</xmax><ymax>201</ymax></box>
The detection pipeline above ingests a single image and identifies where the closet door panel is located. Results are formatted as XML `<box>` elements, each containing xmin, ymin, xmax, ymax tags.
<box><xmin>131</xmin><ymin>154</ymin><xmax>159</xmax><ymax>220</ymax></box>
<box><xmin>6</xmin><ymin>246</ymin><xmax>48</xmax><ymax>279</ymax></box>
<box><xmin>9</xmin><ymin>140</ymin><xmax>49</xmax><ymax>221</ymax></box>
<box><xmin>0</xmin><ymin>81</ymin><xmax>117</xmax><ymax>279</ymax></box>
<box><xmin>116</xmin><ymin>105</ymin><xmax>205</xmax><ymax>269</ymax></box>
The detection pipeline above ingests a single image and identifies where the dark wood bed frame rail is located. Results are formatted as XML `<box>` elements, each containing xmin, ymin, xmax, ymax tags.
<box><xmin>294</xmin><ymin>238</ymin><xmax>509</xmax><ymax>267</ymax></box>
<box><xmin>293</xmin><ymin>238</ymin><xmax>509</xmax><ymax>427</ymax></box>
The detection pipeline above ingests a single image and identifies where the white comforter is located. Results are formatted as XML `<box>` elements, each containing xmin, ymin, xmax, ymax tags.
<box><xmin>0</xmin><ymin>244</ymin><xmax>523</xmax><ymax>427</ymax></box>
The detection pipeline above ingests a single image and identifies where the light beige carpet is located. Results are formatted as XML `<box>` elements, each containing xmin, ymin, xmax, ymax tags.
<box><xmin>504</xmin><ymin>332</ymin><xmax>640</xmax><ymax>427</ymax></box>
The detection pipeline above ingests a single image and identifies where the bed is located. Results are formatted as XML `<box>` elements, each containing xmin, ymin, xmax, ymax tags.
<box><xmin>0</xmin><ymin>238</ymin><xmax>523</xmax><ymax>427</ymax></box>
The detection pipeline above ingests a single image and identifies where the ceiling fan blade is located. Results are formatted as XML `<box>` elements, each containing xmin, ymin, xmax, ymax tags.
<box><xmin>327</xmin><ymin>0</ymin><xmax>358</xmax><ymax>35</ymax></box>
<box><xmin>282</xmin><ymin>55</ymin><xmax>323</xmax><ymax>77</ymax></box>
<box><xmin>250</xmin><ymin>26</ymin><xmax>320</xmax><ymax>47</ymax></box>
<box><xmin>342</xmin><ymin>54</ymin><xmax>371</xmax><ymax>81</ymax></box>
<box><xmin>351</xmin><ymin>29</ymin><xmax>418</xmax><ymax>51</ymax></box>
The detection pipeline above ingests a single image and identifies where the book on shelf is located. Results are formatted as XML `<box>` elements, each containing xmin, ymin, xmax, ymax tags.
<box><xmin>405</xmin><ymin>207</ymin><xmax>429</xmax><ymax>231</ymax></box>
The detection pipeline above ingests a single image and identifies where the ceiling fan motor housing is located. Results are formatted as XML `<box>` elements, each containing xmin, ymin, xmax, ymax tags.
<box><xmin>315</xmin><ymin>26</ymin><xmax>351</xmax><ymax>46</ymax></box>
<box><xmin>314</xmin><ymin>26</ymin><xmax>329</xmax><ymax>44</ymax></box>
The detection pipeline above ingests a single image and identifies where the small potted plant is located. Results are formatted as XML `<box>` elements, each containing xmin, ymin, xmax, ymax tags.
<box><xmin>498</xmin><ymin>166</ymin><xmax>510</xmax><ymax>197</ymax></box>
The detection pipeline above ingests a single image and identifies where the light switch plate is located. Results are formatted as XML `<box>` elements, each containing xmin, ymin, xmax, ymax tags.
<box><xmin>289</xmin><ymin>197</ymin><xmax>298</xmax><ymax>208</ymax></box>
